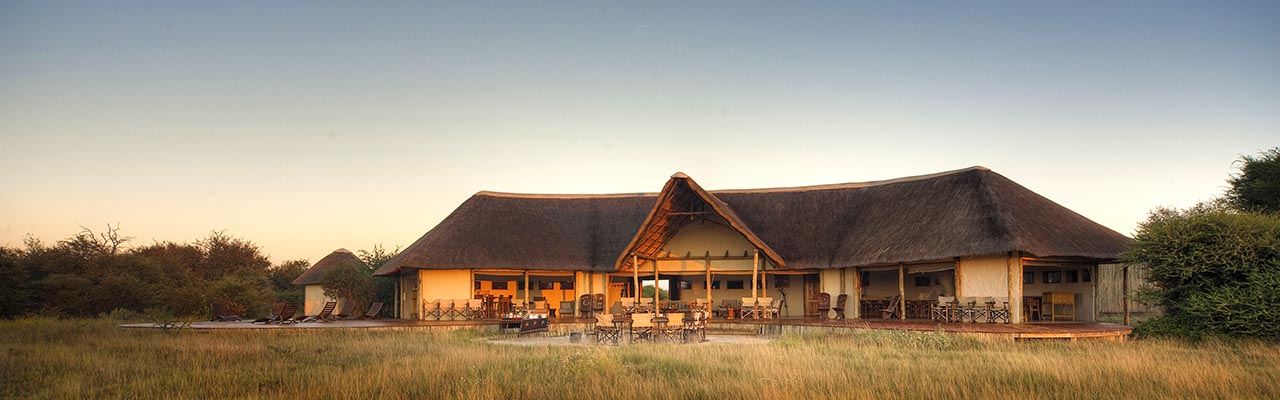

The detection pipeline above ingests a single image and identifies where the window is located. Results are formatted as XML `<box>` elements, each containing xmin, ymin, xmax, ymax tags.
<box><xmin>1023</xmin><ymin>272</ymin><xmax>1035</xmax><ymax>284</ymax></box>
<box><xmin>1082</xmin><ymin>268</ymin><xmax>1092</xmax><ymax>282</ymax></box>
<box><xmin>537</xmin><ymin>281</ymin><xmax>555</xmax><ymax>290</ymax></box>
<box><xmin>1065</xmin><ymin>270</ymin><xmax>1079</xmax><ymax>283</ymax></box>
<box><xmin>711</xmin><ymin>280</ymin><xmax>721</xmax><ymax>289</ymax></box>
<box><xmin>727</xmin><ymin>280</ymin><xmax>745</xmax><ymax>290</ymax></box>
<box><xmin>474</xmin><ymin>281</ymin><xmax>481</xmax><ymax>290</ymax></box>
<box><xmin>678</xmin><ymin>280</ymin><xmax>692</xmax><ymax>290</ymax></box>
<box><xmin>914</xmin><ymin>276</ymin><xmax>931</xmax><ymax>287</ymax></box>
<box><xmin>492</xmin><ymin>281</ymin><xmax>508</xmax><ymax>290</ymax></box>
<box><xmin>1044</xmin><ymin>271</ymin><xmax>1062</xmax><ymax>284</ymax></box>
<box><xmin>860</xmin><ymin>272</ymin><xmax>870</xmax><ymax>288</ymax></box>
<box><xmin>561</xmin><ymin>281</ymin><xmax>574</xmax><ymax>290</ymax></box>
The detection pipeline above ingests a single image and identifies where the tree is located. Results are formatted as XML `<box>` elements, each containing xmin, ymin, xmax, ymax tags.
<box><xmin>321</xmin><ymin>261</ymin><xmax>374</xmax><ymax>314</ymax></box>
<box><xmin>1226</xmin><ymin>147</ymin><xmax>1280</xmax><ymax>214</ymax></box>
<box><xmin>358</xmin><ymin>244</ymin><xmax>400</xmax><ymax>315</ymax></box>
<box><xmin>640</xmin><ymin>284</ymin><xmax>669</xmax><ymax>300</ymax></box>
<box><xmin>269</xmin><ymin>259</ymin><xmax>309</xmax><ymax>304</ymax></box>
<box><xmin>1123</xmin><ymin>203</ymin><xmax>1280</xmax><ymax>340</ymax></box>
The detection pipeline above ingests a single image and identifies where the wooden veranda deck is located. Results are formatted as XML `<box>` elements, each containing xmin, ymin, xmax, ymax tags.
<box><xmin>122</xmin><ymin>317</ymin><xmax>1131</xmax><ymax>341</ymax></box>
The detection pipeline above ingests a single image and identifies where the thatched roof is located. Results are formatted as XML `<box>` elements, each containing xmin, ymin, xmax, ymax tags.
<box><xmin>292</xmin><ymin>249</ymin><xmax>367</xmax><ymax>286</ymax></box>
<box><xmin>374</xmin><ymin>167</ymin><xmax>1130</xmax><ymax>276</ymax></box>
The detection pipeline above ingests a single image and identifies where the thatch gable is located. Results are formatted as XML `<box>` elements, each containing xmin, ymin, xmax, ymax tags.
<box><xmin>616</xmin><ymin>172</ymin><xmax>784</xmax><ymax>271</ymax></box>
<box><xmin>292</xmin><ymin>249</ymin><xmax>368</xmax><ymax>286</ymax></box>
<box><xmin>374</xmin><ymin>167</ymin><xmax>1130</xmax><ymax>276</ymax></box>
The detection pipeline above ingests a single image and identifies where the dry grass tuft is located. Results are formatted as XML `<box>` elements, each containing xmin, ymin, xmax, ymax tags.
<box><xmin>2</xmin><ymin>318</ymin><xmax>1278</xmax><ymax>399</ymax></box>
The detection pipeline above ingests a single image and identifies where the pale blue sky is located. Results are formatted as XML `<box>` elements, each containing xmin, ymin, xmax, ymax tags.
<box><xmin>1</xmin><ymin>1</ymin><xmax>1277</xmax><ymax>262</ymax></box>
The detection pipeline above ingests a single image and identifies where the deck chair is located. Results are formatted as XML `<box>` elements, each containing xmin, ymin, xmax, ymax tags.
<box><xmin>465</xmin><ymin>298</ymin><xmax>484</xmax><ymax>319</ymax></box>
<box><xmin>973</xmin><ymin>297</ymin><xmax>993</xmax><ymax>323</ymax></box>
<box><xmin>620</xmin><ymin>298</ymin><xmax>637</xmax><ymax>314</ymax></box>
<box><xmin>660</xmin><ymin>313</ymin><xmax>684</xmax><ymax>342</ymax></box>
<box><xmin>989</xmin><ymin>297</ymin><xmax>1010</xmax><ymax>324</ymax></box>
<box><xmin>423</xmin><ymin>299</ymin><xmax>443</xmax><ymax>320</ymax></box>
<box><xmin>335</xmin><ymin>302</ymin><xmax>359</xmax><ymax>319</ymax></box>
<box><xmin>347</xmin><ymin>302</ymin><xmax>384</xmax><ymax>320</ymax></box>
<box><xmin>817</xmin><ymin>293</ymin><xmax>831</xmax><ymax>320</ymax></box>
<box><xmin>579</xmin><ymin>294</ymin><xmax>594</xmax><ymax>319</ymax></box>
<box><xmin>638</xmin><ymin>298</ymin><xmax>655</xmax><ymax>313</ymax></box>
<box><xmin>932</xmin><ymin>296</ymin><xmax>955</xmax><ymax>322</ymax></box>
<box><xmin>210</xmin><ymin>302</ymin><xmax>242</xmax><ymax>322</ymax></box>
<box><xmin>630</xmin><ymin>313</ymin><xmax>654</xmax><ymax>342</ymax></box>
<box><xmin>956</xmin><ymin>297</ymin><xmax>978</xmax><ymax>323</ymax></box>
<box><xmin>740</xmin><ymin>297</ymin><xmax>759</xmax><ymax>319</ymax></box>
<box><xmin>302</xmin><ymin>301</ymin><xmax>337</xmax><ymax>322</ymax></box>
<box><xmin>510</xmin><ymin>299</ymin><xmax>527</xmax><ymax>315</ymax></box>
<box><xmin>251</xmin><ymin>303</ymin><xmax>284</xmax><ymax>324</ymax></box>
<box><xmin>833</xmin><ymin>294</ymin><xmax>848</xmax><ymax>320</ymax></box>
<box><xmin>881</xmin><ymin>296</ymin><xmax>901</xmax><ymax>319</ymax></box>
<box><xmin>760</xmin><ymin>297</ymin><xmax>778</xmax><ymax>319</ymax></box>
<box><xmin>684</xmin><ymin>311</ymin><xmax>707</xmax><ymax>343</ymax></box>
<box><xmin>594</xmin><ymin>313</ymin><xmax>621</xmax><ymax>345</ymax></box>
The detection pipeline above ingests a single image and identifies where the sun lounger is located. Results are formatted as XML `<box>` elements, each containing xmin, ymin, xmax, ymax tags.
<box><xmin>301</xmin><ymin>301</ymin><xmax>337</xmax><ymax>322</ymax></box>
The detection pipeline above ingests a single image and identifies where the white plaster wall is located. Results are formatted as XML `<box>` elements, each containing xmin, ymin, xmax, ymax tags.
<box><xmin>420</xmin><ymin>269</ymin><xmax>472</xmax><ymax>307</ymax></box>
<box><xmin>303</xmin><ymin>284</ymin><xmax>340</xmax><ymax>316</ymax></box>
<box><xmin>958</xmin><ymin>255</ymin><xmax>1009</xmax><ymax>298</ymax></box>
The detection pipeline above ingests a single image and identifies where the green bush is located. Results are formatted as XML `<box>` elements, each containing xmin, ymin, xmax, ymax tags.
<box><xmin>1124</xmin><ymin>204</ymin><xmax>1280</xmax><ymax>340</ymax></box>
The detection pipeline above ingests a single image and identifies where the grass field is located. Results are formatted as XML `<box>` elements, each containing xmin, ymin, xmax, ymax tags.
<box><xmin>2</xmin><ymin>318</ymin><xmax>1278</xmax><ymax>399</ymax></box>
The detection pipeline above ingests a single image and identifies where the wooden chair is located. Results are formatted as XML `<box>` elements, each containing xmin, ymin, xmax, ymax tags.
<box><xmin>579</xmin><ymin>294</ymin><xmax>594</xmax><ymax>319</ymax></box>
<box><xmin>468</xmin><ymin>299</ymin><xmax>486</xmax><ymax>319</ymax></box>
<box><xmin>660</xmin><ymin>313</ymin><xmax>684</xmax><ymax>342</ymax></box>
<box><xmin>760</xmin><ymin>297</ymin><xmax>778</xmax><ymax>319</ymax></box>
<box><xmin>630</xmin><ymin>313</ymin><xmax>654</xmax><ymax>342</ymax></box>
<box><xmin>350</xmin><ymin>302</ymin><xmax>383</xmax><ymax>320</ymax></box>
<box><xmin>592</xmin><ymin>294</ymin><xmax>606</xmax><ymax>314</ymax></box>
<box><xmin>989</xmin><ymin>297</ymin><xmax>1010</xmax><ymax>324</ymax></box>
<box><xmin>301</xmin><ymin>301</ymin><xmax>337</xmax><ymax>323</ymax></box>
<box><xmin>685</xmin><ymin>311</ymin><xmax>707</xmax><ymax>342</ymax></box>
<box><xmin>956</xmin><ymin>297</ymin><xmax>978</xmax><ymax>323</ymax></box>
<box><xmin>210</xmin><ymin>303</ymin><xmax>242</xmax><ymax>322</ymax></box>
<box><xmin>881</xmin><ymin>296</ymin><xmax>901</xmax><ymax>320</ymax></box>
<box><xmin>817</xmin><ymin>292</ymin><xmax>832</xmax><ymax>320</ymax></box>
<box><xmin>620</xmin><ymin>298</ymin><xmax>637</xmax><ymax>315</ymax></box>
<box><xmin>931</xmin><ymin>296</ymin><xmax>954</xmax><ymax>322</ymax></box>
<box><xmin>638</xmin><ymin>298</ymin><xmax>655</xmax><ymax>313</ymax></box>
<box><xmin>740</xmin><ymin>297</ymin><xmax>759</xmax><ymax>319</ymax></box>
<box><xmin>510</xmin><ymin>299</ymin><xmax>527</xmax><ymax>315</ymax></box>
<box><xmin>252</xmin><ymin>303</ymin><xmax>291</xmax><ymax>324</ymax></box>
<box><xmin>595</xmin><ymin>313</ymin><xmax>621</xmax><ymax>345</ymax></box>
<box><xmin>833</xmin><ymin>294</ymin><xmax>848</xmax><ymax>320</ymax></box>
<box><xmin>971</xmin><ymin>297</ymin><xmax>992</xmax><ymax>323</ymax></box>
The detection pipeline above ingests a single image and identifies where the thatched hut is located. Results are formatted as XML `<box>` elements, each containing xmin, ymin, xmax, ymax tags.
<box><xmin>292</xmin><ymin>248</ymin><xmax>367</xmax><ymax>315</ymax></box>
<box><xmin>375</xmin><ymin>167</ymin><xmax>1130</xmax><ymax>323</ymax></box>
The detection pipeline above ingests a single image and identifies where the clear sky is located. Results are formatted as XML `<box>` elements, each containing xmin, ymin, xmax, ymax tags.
<box><xmin>1</xmin><ymin>1</ymin><xmax>1277</xmax><ymax>264</ymax></box>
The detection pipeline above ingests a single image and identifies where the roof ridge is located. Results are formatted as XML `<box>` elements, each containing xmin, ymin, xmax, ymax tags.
<box><xmin>475</xmin><ymin>191</ymin><xmax>658</xmax><ymax>199</ymax></box>
<box><xmin>711</xmin><ymin>166</ymin><xmax>991</xmax><ymax>194</ymax></box>
<box><xmin>472</xmin><ymin>167</ymin><xmax>991</xmax><ymax>198</ymax></box>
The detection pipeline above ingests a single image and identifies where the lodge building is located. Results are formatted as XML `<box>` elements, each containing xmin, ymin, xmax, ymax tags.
<box><xmin>372</xmin><ymin>167</ymin><xmax>1130</xmax><ymax>324</ymax></box>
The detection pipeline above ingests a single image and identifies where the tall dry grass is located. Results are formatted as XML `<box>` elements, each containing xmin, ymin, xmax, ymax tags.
<box><xmin>2</xmin><ymin>318</ymin><xmax>1277</xmax><ymax>399</ymax></box>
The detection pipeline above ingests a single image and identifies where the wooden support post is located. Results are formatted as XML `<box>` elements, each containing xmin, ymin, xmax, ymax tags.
<box><xmin>1008</xmin><ymin>251</ymin><xmax>1023</xmax><ymax>324</ymax></box>
<box><xmin>954</xmin><ymin>257</ymin><xmax>963</xmax><ymax>298</ymax></box>
<box><xmin>523</xmin><ymin>270</ymin><xmax>530</xmax><ymax>306</ymax></box>
<box><xmin>632</xmin><ymin>254</ymin><xmax>640</xmax><ymax>300</ymax></box>
<box><xmin>1091</xmin><ymin>262</ymin><xmax>1099</xmax><ymax>323</ymax></box>
<box><xmin>705</xmin><ymin>254</ymin><xmax>712</xmax><ymax>311</ymax></box>
<box><xmin>1122</xmin><ymin>265</ymin><xmax>1130</xmax><ymax>326</ymax></box>
<box><xmin>898</xmin><ymin>263</ymin><xmax>906</xmax><ymax>320</ymax></box>
<box><xmin>652</xmin><ymin>259</ymin><xmax>659</xmax><ymax>312</ymax></box>
<box><xmin>752</xmin><ymin>249</ymin><xmax>759</xmax><ymax>300</ymax></box>
<box><xmin>852</xmin><ymin>267</ymin><xmax>861</xmax><ymax>320</ymax></box>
